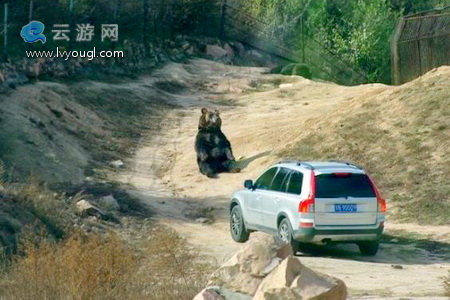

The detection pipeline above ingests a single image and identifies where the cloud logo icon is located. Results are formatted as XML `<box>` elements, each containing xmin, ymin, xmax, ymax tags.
<box><xmin>21</xmin><ymin>21</ymin><xmax>46</xmax><ymax>43</ymax></box>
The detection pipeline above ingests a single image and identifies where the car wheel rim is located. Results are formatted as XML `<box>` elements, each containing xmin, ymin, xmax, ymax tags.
<box><xmin>231</xmin><ymin>211</ymin><xmax>240</xmax><ymax>236</ymax></box>
<box><xmin>279</xmin><ymin>222</ymin><xmax>290</xmax><ymax>243</ymax></box>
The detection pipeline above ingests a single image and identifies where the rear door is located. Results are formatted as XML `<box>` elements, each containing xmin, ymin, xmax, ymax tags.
<box><xmin>314</xmin><ymin>172</ymin><xmax>377</xmax><ymax>226</ymax></box>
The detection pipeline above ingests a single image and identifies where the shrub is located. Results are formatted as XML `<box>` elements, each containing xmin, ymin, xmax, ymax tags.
<box><xmin>0</xmin><ymin>228</ymin><xmax>210</xmax><ymax>300</ymax></box>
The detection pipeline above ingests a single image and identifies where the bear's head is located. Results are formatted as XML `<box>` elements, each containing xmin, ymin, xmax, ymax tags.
<box><xmin>199</xmin><ymin>108</ymin><xmax>222</xmax><ymax>129</ymax></box>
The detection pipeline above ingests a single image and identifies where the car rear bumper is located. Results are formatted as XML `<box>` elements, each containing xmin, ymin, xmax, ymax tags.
<box><xmin>292</xmin><ymin>225</ymin><xmax>384</xmax><ymax>243</ymax></box>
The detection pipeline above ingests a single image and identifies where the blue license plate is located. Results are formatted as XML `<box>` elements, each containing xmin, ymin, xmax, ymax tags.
<box><xmin>334</xmin><ymin>204</ymin><xmax>357</xmax><ymax>212</ymax></box>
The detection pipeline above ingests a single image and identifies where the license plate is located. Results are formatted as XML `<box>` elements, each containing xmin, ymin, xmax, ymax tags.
<box><xmin>334</xmin><ymin>204</ymin><xmax>357</xmax><ymax>212</ymax></box>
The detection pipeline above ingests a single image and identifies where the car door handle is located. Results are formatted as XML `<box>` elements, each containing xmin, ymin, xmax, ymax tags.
<box><xmin>274</xmin><ymin>198</ymin><xmax>280</xmax><ymax>203</ymax></box>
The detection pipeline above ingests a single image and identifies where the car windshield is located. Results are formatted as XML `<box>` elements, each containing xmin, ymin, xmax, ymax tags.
<box><xmin>315</xmin><ymin>173</ymin><xmax>375</xmax><ymax>198</ymax></box>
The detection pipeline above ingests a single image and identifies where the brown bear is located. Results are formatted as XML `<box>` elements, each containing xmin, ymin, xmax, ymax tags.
<box><xmin>195</xmin><ymin>108</ymin><xmax>240</xmax><ymax>178</ymax></box>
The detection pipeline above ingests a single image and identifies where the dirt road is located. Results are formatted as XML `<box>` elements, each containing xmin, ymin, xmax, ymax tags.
<box><xmin>118</xmin><ymin>59</ymin><xmax>450</xmax><ymax>299</ymax></box>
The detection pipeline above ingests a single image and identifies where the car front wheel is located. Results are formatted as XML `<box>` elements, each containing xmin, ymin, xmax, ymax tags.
<box><xmin>358</xmin><ymin>240</ymin><xmax>379</xmax><ymax>256</ymax></box>
<box><xmin>230</xmin><ymin>205</ymin><xmax>249</xmax><ymax>242</ymax></box>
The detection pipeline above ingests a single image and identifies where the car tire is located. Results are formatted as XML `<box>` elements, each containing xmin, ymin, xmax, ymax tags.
<box><xmin>358</xmin><ymin>240</ymin><xmax>379</xmax><ymax>256</ymax></box>
<box><xmin>230</xmin><ymin>205</ymin><xmax>250</xmax><ymax>243</ymax></box>
<box><xmin>278</xmin><ymin>218</ymin><xmax>300</xmax><ymax>254</ymax></box>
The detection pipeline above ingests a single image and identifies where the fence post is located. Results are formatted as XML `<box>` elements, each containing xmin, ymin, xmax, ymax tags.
<box><xmin>219</xmin><ymin>0</ymin><xmax>227</xmax><ymax>39</ymax></box>
<box><xmin>68</xmin><ymin>0</ymin><xmax>74</xmax><ymax>51</ymax></box>
<box><xmin>301</xmin><ymin>17</ymin><xmax>305</xmax><ymax>63</ymax></box>
<box><xmin>111</xmin><ymin>0</ymin><xmax>119</xmax><ymax>50</ymax></box>
<box><xmin>3</xmin><ymin>3</ymin><xmax>8</xmax><ymax>60</ymax></box>
<box><xmin>143</xmin><ymin>0</ymin><xmax>149</xmax><ymax>56</ymax></box>
<box><xmin>391</xmin><ymin>17</ymin><xmax>405</xmax><ymax>85</ymax></box>
<box><xmin>29</xmin><ymin>0</ymin><xmax>34</xmax><ymax>21</ymax></box>
<box><xmin>27</xmin><ymin>1</ymin><xmax>34</xmax><ymax>51</ymax></box>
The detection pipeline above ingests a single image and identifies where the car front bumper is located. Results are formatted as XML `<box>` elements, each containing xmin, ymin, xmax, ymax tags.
<box><xmin>292</xmin><ymin>225</ymin><xmax>384</xmax><ymax>243</ymax></box>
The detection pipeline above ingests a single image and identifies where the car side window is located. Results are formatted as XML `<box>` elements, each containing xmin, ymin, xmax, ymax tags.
<box><xmin>254</xmin><ymin>167</ymin><xmax>278</xmax><ymax>190</ymax></box>
<box><xmin>286</xmin><ymin>171</ymin><xmax>303</xmax><ymax>195</ymax></box>
<box><xmin>270</xmin><ymin>167</ymin><xmax>290</xmax><ymax>192</ymax></box>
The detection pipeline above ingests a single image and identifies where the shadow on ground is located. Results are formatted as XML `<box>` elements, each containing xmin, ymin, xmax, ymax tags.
<box><xmin>236</xmin><ymin>150</ymin><xmax>272</xmax><ymax>171</ymax></box>
<box><xmin>295</xmin><ymin>234</ymin><xmax>450</xmax><ymax>265</ymax></box>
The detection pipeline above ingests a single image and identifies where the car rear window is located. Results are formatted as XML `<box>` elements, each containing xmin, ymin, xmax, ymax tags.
<box><xmin>315</xmin><ymin>173</ymin><xmax>375</xmax><ymax>198</ymax></box>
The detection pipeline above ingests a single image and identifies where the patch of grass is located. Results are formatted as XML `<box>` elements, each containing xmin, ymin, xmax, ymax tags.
<box><xmin>0</xmin><ymin>181</ymin><xmax>73</xmax><ymax>257</ymax></box>
<box><xmin>212</xmin><ymin>95</ymin><xmax>239</xmax><ymax>106</ymax></box>
<box><xmin>248</xmin><ymin>76</ymin><xmax>297</xmax><ymax>92</ymax></box>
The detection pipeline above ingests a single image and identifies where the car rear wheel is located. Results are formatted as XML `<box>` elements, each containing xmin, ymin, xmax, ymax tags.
<box><xmin>358</xmin><ymin>240</ymin><xmax>379</xmax><ymax>256</ymax></box>
<box><xmin>278</xmin><ymin>218</ymin><xmax>300</xmax><ymax>254</ymax></box>
<box><xmin>230</xmin><ymin>205</ymin><xmax>249</xmax><ymax>242</ymax></box>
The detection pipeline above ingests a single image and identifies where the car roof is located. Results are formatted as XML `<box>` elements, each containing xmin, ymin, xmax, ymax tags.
<box><xmin>273</xmin><ymin>161</ymin><xmax>366</xmax><ymax>174</ymax></box>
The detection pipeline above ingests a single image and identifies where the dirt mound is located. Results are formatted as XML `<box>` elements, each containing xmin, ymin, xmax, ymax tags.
<box><xmin>280</xmin><ymin>67</ymin><xmax>450</xmax><ymax>225</ymax></box>
<box><xmin>0</xmin><ymin>78</ymin><xmax>168</xmax><ymax>185</ymax></box>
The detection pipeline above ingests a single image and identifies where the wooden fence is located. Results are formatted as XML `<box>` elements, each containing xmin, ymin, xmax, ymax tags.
<box><xmin>391</xmin><ymin>6</ymin><xmax>450</xmax><ymax>85</ymax></box>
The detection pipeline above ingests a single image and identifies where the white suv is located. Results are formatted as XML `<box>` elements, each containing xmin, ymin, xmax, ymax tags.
<box><xmin>229</xmin><ymin>160</ymin><xmax>386</xmax><ymax>255</ymax></box>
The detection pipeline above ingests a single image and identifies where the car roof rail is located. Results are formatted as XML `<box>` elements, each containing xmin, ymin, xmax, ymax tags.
<box><xmin>328</xmin><ymin>160</ymin><xmax>363</xmax><ymax>169</ymax></box>
<box><xmin>278</xmin><ymin>160</ymin><xmax>315</xmax><ymax>170</ymax></box>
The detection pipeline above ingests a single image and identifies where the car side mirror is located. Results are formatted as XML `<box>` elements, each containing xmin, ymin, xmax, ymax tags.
<box><xmin>244</xmin><ymin>179</ymin><xmax>254</xmax><ymax>190</ymax></box>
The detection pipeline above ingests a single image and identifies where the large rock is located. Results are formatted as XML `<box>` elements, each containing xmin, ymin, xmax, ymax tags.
<box><xmin>201</xmin><ymin>232</ymin><xmax>347</xmax><ymax>300</ymax></box>
<box><xmin>232</xmin><ymin>41</ymin><xmax>246</xmax><ymax>56</ymax></box>
<box><xmin>205</xmin><ymin>45</ymin><xmax>228</xmax><ymax>60</ymax></box>
<box><xmin>254</xmin><ymin>256</ymin><xmax>347</xmax><ymax>300</ymax></box>
<box><xmin>76</xmin><ymin>200</ymin><xmax>105</xmax><ymax>218</ymax></box>
<box><xmin>193</xmin><ymin>288</ymin><xmax>225</xmax><ymax>300</ymax></box>
<box><xmin>290</xmin><ymin>265</ymin><xmax>347</xmax><ymax>300</ymax></box>
<box><xmin>208</xmin><ymin>233</ymin><xmax>292</xmax><ymax>295</ymax></box>
<box><xmin>99</xmin><ymin>195</ymin><xmax>120</xmax><ymax>211</ymax></box>
<box><xmin>223</xmin><ymin>43</ymin><xmax>235</xmax><ymax>59</ymax></box>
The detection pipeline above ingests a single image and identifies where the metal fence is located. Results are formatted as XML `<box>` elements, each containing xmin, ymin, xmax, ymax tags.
<box><xmin>391</xmin><ymin>6</ymin><xmax>450</xmax><ymax>85</ymax></box>
<box><xmin>0</xmin><ymin>0</ymin><xmax>367</xmax><ymax>85</ymax></box>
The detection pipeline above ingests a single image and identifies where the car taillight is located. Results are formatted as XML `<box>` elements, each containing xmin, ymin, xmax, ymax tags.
<box><xmin>368</xmin><ymin>175</ymin><xmax>387</xmax><ymax>213</ymax></box>
<box><xmin>377</xmin><ymin>197</ymin><xmax>387</xmax><ymax>213</ymax></box>
<box><xmin>299</xmin><ymin>171</ymin><xmax>315</xmax><ymax>213</ymax></box>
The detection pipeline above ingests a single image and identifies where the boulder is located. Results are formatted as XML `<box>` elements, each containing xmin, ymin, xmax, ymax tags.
<box><xmin>208</xmin><ymin>233</ymin><xmax>292</xmax><ymax>295</ymax></box>
<box><xmin>232</xmin><ymin>41</ymin><xmax>246</xmax><ymax>56</ymax></box>
<box><xmin>247</xmin><ymin>50</ymin><xmax>264</xmax><ymax>60</ymax></box>
<box><xmin>196</xmin><ymin>217</ymin><xmax>209</xmax><ymax>224</ymax></box>
<box><xmin>253</xmin><ymin>256</ymin><xmax>302</xmax><ymax>299</ymax></box>
<box><xmin>223</xmin><ymin>43</ymin><xmax>235</xmax><ymax>59</ymax></box>
<box><xmin>110</xmin><ymin>160</ymin><xmax>124</xmax><ymax>168</ymax></box>
<box><xmin>76</xmin><ymin>200</ymin><xmax>105</xmax><ymax>218</ymax></box>
<box><xmin>99</xmin><ymin>195</ymin><xmax>120</xmax><ymax>211</ymax></box>
<box><xmin>290</xmin><ymin>264</ymin><xmax>347</xmax><ymax>300</ymax></box>
<box><xmin>193</xmin><ymin>288</ymin><xmax>225</xmax><ymax>300</ymax></box>
<box><xmin>205</xmin><ymin>45</ymin><xmax>228</xmax><ymax>60</ymax></box>
<box><xmin>254</xmin><ymin>256</ymin><xmax>347</xmax><ymax>300</ymax></box>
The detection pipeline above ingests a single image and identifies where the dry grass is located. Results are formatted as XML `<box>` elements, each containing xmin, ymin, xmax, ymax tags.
<box><xmin>0</xmin><ymin>227</ymin><xmax>209</xmax><ymax>300</ymax></box>
<box><xmin>0</xmin><ymin>174</ymin><xmax>74</xmax><ymax>256</ymax></box>
<box><xmin>279</xmin><ymin>68</ymin><xmax>450</xmax><ymax>225</ymax></box>
<box><xmin>445</xmin><ymin>271</ymin><xmax>450</xmax><ymax>297</ymax></box>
